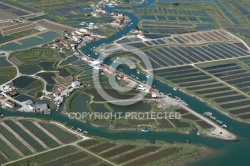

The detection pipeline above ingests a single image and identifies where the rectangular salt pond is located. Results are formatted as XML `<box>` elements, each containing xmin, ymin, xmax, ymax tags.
<box><xmin>180</xmin><ymin>79</ymin><xmax>217</xmax><ymax>87</ymax></box>
<box><xmin>214</xmin><ymin>70</ymin><xmax>247</xmax><ymax>77</ymax></box>
<box><xmin>157</xmin><ymin>16</ymin><xmax>166</xmax><ymax>20</ymax></box>
<box><xmin>195</xmin><ymin>87</ymin><xmax>231</xmax><ymax>94</ymax></box>
<box><xmin>187</xmin><ymin>83</ymin><xmax>224</xmax><ymax>91</ymax></box>
<box><xmin>4</xmin><ymin>120</ymin><xmax>45</xmax><ymax>152</ymax></box>
<box><xmin>163</xmin><ymin>47</ymin><xmax>190</xmax><ymax>63</ymax></box>
<box><xmin>18</xmin><ymin>120</ymin><xmax>59</xmax><ymax>148</ymax></box>
<box><xmin>221</xmin><ymin>100</ymin><xmax>250</xmax><ymax>109</ymax></box>
<box><xmin>195</xmin><ymin>24</ymin><xmax>214</xmax><ymax>31</ymax></box>
<box><xmin>199</xmin><ymin>17</ymin><xmax>214</xmax><ymax>23</ymax></box>
<box><xmin>202</xmin><ymin>63</ymin><xmax>237</xmax><ymax>70</ymax></box>
<box><xmin>145</xmin><ymin>50</ymin><xmax>172</xmax><ymax>66</ymax></box>
<box><xmin>167</xmin><ymin>72</ymin><xmax>206</xmax><ymax>80</ymax></box>
<box><xmin>173</xmin><ymin>76</ymin><xmax>212</xmax><ymax>84</ymax></box>
<box><xmin>200</xmin><ymin>46</ymin><xmax>224</xmax><ymax>59</ymax></box>
<box><xmin>141</xmin><ymin>15</ymin><xmax>156</xmax><ymax>20</ymax></box>
<box><xmin>214</xmin><ymin>95</ymin><xmax>246</xmax><ymax>103</ymax></box>
<box><xmin>230</xmin><ymin>107</ymin><xmax>250</xmax><ymax>115</ymax></box>
<box><xmin>155</xmin><ymin>65</ymin><xmax>194</xmax><ymax>73</ymax></box>
<box><xmin>236</xmin><ymin>82</ymin><xmax>250</xmax><ymax>88</ymax></box>
<box><xmin>0</xmin><ymin>31</ymin><xmax>61</xmax><ymax>51</ymax></box>
<box><xmin>220</xmin><ymin>73</ymin><xmax>250</xmax><ymax>81</ymax></box>
<box><xmin>204</xmin><ymin>91</ymin><xmax>237</xmax><ymax>99</ymax></box>
<box><xmin>157</xmin><ymin>69</ymin><xmax>199</xmax><ymax>76</ymax></box>
<box><xmin>0</xmin><ymin>125</ymin><xmax>32</xmax><ymax>155</ymax></box>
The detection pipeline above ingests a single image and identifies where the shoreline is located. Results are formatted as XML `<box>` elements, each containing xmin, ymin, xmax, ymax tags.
<box><xmin>166</xmin><ymin>146</ymin><xmax>214</xmax><ymax>166</ymax></box>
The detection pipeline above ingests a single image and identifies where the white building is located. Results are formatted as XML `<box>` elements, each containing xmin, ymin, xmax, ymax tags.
<box><xmin>89</xmin><ymin>60</ymin><xmax>101</xmax><ymax>70</ymax></box>
<box><xmin>3</xmin><ymin>85</ymin><xmax>14</xmax><ymax>92</ymax></box>
<box><xmin>152</xmin><ymin>93</ymin><xmax>158</xmax><ymax>98</ymax></box>
<box><xmin>89</xmin><ymin>22</ymin><xmax>95</xmax><ymax>29</ymax></box>
<box><xmin>4</xmin><ymin>100</ymin><xmax>14</xmax><ymax>108</ymax></box>
<box><xmin>33</xmin><ymin>104</ymin><xmax>48</xmax><ymax>112</ymax></box>
<box><xmin>28</xmin><ymin>104</ymin><xmax>35</xmax><ymax>111</ymax></box>
<box><xmin>71</xmin><ymin>81</ymin><xmax>81</xmax><ymax>88</ymax></box>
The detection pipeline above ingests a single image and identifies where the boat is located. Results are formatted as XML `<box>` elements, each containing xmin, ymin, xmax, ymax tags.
<box><xmin>77</xmin><ymin>128</ymin><xmax>82</xmax><ymax>132</ymax></box>
<box><xmin>142</xmin><ymin>128</ymin><xmax>149</xmax><ymax>132</ymax></box>
<box><xmin>0</xmin><ymin>114</ymin><xmax>3</xmax><ymax>118</ymax></box>
<box><xmin>204</xmin><ymin>112</ymin><xmax>212</xmax><ymax>116</ymax></box>
<box><xmin>197</xmin><ymin>131</ymin><xmax>200</xmax><ymax>136</ymax></box>
<box><xmin>83</xmin><ymin>131</ymin><xmax>88</xmax><ymax>134</ymax></box>
<box><xmin>80</xmin><ymin>22</ymin><xmax>85</xmax><ymax>25</ymax></box>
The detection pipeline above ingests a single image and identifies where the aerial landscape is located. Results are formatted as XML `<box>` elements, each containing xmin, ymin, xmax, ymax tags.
<box><xmin>0</xmin><ymin>0</ymin><xmax>250</xmax><ymax>165</ymax></box>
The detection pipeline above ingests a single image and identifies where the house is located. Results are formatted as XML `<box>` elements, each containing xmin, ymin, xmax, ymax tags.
<box><xmin>71</xmin><ymin>81</ymin><xmax>81</xmax><ymax>88</ymax></box>
<box><xmin>148</xmin><ymin>88</ymin><xmax>156</xmax><ymax>93</ymax></box>
<box><xmin>9</xmin><ymin>91</ymin><xmax>18</xmax><ymax>97</ymax></box>
<box><xmin>152</xmin><ymin>93</ymin><xmax>157</xmax><ymax>98</ymax></box>
<box><xmin>3</xmin><ymin>83</ymin><xmax>15</xmax><ymax>92</ymax></box>
<box><xmin>53</xmin><ymin>91</ymin><xmax>61</xmax><ymax>97</ymax></box>
<box><xmin>5</xmin><ymin>100</ymin><xmax>15</xmax><ymax>108</ymax></box>
<box><xmin>110</xmin><ymin>21</ymin><xmax>120</xmax><ymax>27</ymax></box>
<box><xmin>96</xmin><ymin>8</ymin><xmax>103</xmax><ymax>12</ymax></box>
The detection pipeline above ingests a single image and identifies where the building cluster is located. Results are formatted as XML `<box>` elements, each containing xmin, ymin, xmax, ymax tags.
<box><xmin>2</xmin><ymin>82</ymin><xmax>15</xmax><ymax>93</ymax></box>
<box><xmin>26</xmin><ymin>100</ymin><xmax>50</xmax><ymax>114</ymax></box>
<box><xmin>4</xmin><ymin>100</ymin><xmax>15</xmax><ymax>108</ymax></box>
<box><xmin>110</xmin><ymin>13</ymin><xmax>131</xmax><ymax>28</ymax></box>
<box><xmin>42</xmin><ymin>81</ymin><xmax>81</xmax><ymax>111</ymax></box>
<box><xmin>100</xmin><ymin>0</ymin><xmax>118</xmax><ymax>7</ymax></box>
<box><xmin>0</xmin><ymin>81</ymin><xmax>50</xmax><ymax>112</ymax></box>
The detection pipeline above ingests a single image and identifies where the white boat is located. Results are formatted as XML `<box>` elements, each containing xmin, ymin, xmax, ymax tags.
<box><xmin>197</xmin><ymin>131</ymin><xmax>200</xmax><ymax>136</ymax></box>
<box><xmin>222</xmin><ymin>124</ymin><xmax>227</xmax><ymax>128</ymax></box>
<box><xmin>142</xmin><ymin>129</ymin><xmax>149</xmax><ymax>132</ymax></box>
<box><xmin>80</xmin><ymin>22</ymin><xmax>85</xmax><ymax>25</ymax></box>
<box><xmin>204</xmin><ymin>112</ymin><xmax>212</xmax><ymax>116</ymax></box>
<box><xmin>83</xmin><ymin>131</ymin><xmax>88</xmax><ymax>134</ymax></box>
<box><xmin>77</xmin><ymin>128</ymin><xmax>82</xmax><ymax>132</ymax></box>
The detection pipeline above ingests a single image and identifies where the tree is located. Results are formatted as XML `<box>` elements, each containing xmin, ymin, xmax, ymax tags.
<box><xmin>173</xmin><ymin>3</ymin><xmax>180</xmax><ymax>7</ymax></box>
